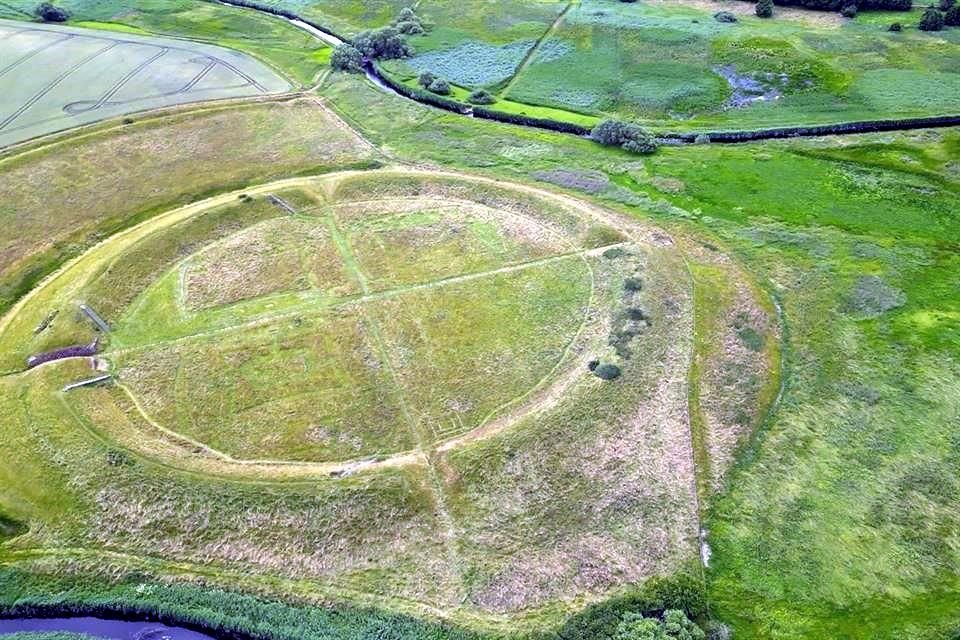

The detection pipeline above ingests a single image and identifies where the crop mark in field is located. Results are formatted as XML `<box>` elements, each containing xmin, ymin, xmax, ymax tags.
<box><xmin>0</xmin><ymin>20</ymin><xmax>287</xmax><ymax>146</ymax></box>
<box><xmin>0</xmin><ymin>34</ymin><xmax>74</xmax><ymax>80</ymax></box>
<box><xmin>0</xmin><ymin>41</ymin><xmax>118</xmax><ymax>131</ymax></box>
<box><xmin>63</xmin><ymin>48</ymin><xmax>171</xmax><ymax>115</ymax></box>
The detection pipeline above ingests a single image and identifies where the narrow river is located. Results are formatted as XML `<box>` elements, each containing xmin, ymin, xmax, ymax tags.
<box><xmin>0</xmin><ymin>617</ymin><xmax>217</xmax><ymax>640</ymax></box>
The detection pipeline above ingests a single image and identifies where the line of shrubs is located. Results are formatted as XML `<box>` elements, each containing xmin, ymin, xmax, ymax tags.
<box><xmin>664</xmin><ymin>114</ymin><xmax>960</xmax><ymax>143</ymax></box>
<box><xmin>744</xmin><ymin>0</ymin><xmax>911</xmax><ymax>11</ymax></box>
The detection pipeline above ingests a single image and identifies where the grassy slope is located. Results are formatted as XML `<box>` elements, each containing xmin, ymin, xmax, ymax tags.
<box><xmin>0</xmin><ymin>97</ymin><xmax>375</xmax><ymax>320</ymax></box>
<box><xmin>322</xmin><ymin>74</ymin><xmax>960</xmax><ymax>638</ymax></box>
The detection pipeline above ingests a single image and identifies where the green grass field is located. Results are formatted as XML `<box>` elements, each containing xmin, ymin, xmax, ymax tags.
<box><xmin>0</xmin><ymin>3</ymin><xmax>958</xmax><ymax>640</ymax></box>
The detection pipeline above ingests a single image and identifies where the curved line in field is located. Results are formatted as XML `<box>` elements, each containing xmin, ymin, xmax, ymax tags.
<box><xmin>4</xmin><ymin>169</ymin><xmax>686</xmax><ymax>483</ymax></box>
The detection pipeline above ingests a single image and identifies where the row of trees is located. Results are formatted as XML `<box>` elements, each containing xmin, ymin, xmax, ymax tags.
<box><xmin>919</xmin><ymin>0</ymin><xmax>960</xmax><ymax>29</ymax></box>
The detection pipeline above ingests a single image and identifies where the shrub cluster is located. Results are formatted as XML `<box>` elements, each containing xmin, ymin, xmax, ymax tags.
<box><xmin>394</xmin><ymin>6</ymin><xmax>425</xmax><ymax>34</ymax></box>
<box><xmin>417</xmin><ymin>71</ymin><xmax>451</xmax><ymax>95</ymax></box>
<box><xmin>615</xmin><ymin>609</ymin><xmax>705</xmax><ymax>639</ymax></box>
<box><xmin>34</xmin><ymin>1</ymin><xmax>69</xmax><ymax>21</ymax></box>
<box><xmin>331</xmin><ymin>44</ymin><xmax>364</xmax><ymax>73</ymax></box>
<box><xmin>748</xmin><ymin>0</ymin><xmax>910</xmax><ymax>11</ymax></box>
<box><xmin>467</xmin><ymin>89</ymin><xmax>496</xmax><ymax>105</ymax></box>
<box><xmin>919</xmin><ymin>4</ymin><xmax>945</xmax><ymax>28</ymax></box>
<box><xmin>947</xmin><ymin>4</ymin><xmax>960</xmax><ymax>23</ymax></box>
<box><xmin>353</xmin><ymin>26</ymin><xmax>413</xmax><ymax>60</ymax></box>
<box><xmin>372</xmin><ymin>62</ymin><xmax>469</xmax><ymax>113</ymax></box>
<box><xmin>591</xmin><ymin>120</ymin><xmax>659</xmax><ymax>154</ymax></box>
<box><xmin>713</xmin><ymin>10</ymin><xmax>738</xmax><ymax>21</ymax></box>
<box><xmin>756</xmin><ymin>0</ymin><xmax>775</xmax><ymax>17</ymax></box>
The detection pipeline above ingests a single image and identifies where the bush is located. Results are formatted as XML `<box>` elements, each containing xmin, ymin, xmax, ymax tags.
<box><xmin>417</xmin><ymin>71</ymin><xmax>436</xmax><ymax>88</ymax></box>
<box><xmin>713</xmin><ymin>11</ymin><xmax>738</xmax><ymax>22</ymax></box>
<box><xmin>591</xmin><ymin>120</ymin><xmax>658</xmax><ymax>154</ymax></box>
<box><xmin>594</xmin><ymin>363</ymin><xmax>622</xmax><ymax>381</ymax></box>
<box><xmin>841</xmin><ymin>3</ymin><xmax>858</xmax><ymax>16</ymax></box>
<box><xmin>756</xmin><ymin>0</ymin><xmax>775</xmax><ymax>17</ymax></box>
<box><xmin>353</xmin><ymin>27</ymin><xmax>412</xmax><ymax>60</ymax></box>
<box><xmin>919</xmin><ymin>5</ymin><xmax>945</xmax><ymax>29</ymax></box>
<box><xmin>34</xmin><ymin>1</ymin><xmax>69</xmax><ymax>21</ymax></box>
<box><xmin>614</xmin><ymin>609</ymin><xmax>705</xmax><ymax>640</ymax></box>
<box><xmin>889</xmin><ymin>21</ymin><xmax>903</xmax><ymax>29</ymax></box>
<box><xmin>467</xmin><ymin>89</ymin><xmax>496</xmax><ymax>104</ymax></box>
<box><xmin>427</xmin><ymin>78</ymin><xmax>451</xmax><ymax>95</ymax></box>
<box><xmin>939</xmin><ymin>0</ymin><xmax>955</xmax><ymax>10</ymax></box>
<box><xmin>945</xmin><ymin>4</ymin><xmax>960</xmax><ymax>23</ymax></box>
<box><xmin>330</xmin><ymin>44</ymin><xmax>364</xmax><ymax>73</ymax></box>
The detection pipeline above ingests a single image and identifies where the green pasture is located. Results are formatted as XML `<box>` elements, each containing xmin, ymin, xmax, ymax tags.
<box><xmin>321</xmin><ymin>73</ymin><xmax>960</xmax><ymax>637</ymax></box>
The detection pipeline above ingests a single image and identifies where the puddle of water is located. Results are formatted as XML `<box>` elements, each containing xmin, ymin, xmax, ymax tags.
<box><xmin>0</xmin><ymin>617</ymin><xmax>217</xmax><ymax>640</ymax></box>
<box><xmin>714</xmin><ymin>65</ymin><xmax>784</xmax><ymax>108</ymax></box>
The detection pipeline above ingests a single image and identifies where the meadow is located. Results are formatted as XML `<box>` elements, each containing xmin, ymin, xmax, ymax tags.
<box><xmin>0</xmin><ymin>2</ymin><xmax>957</xmax><ymax>639</ymax></box>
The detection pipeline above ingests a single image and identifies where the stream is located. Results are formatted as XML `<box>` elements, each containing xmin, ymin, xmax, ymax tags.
<box><xmin>0</xmin><ymin>617</ymin><xmax>217</xmax><ymax>640</ymax></box>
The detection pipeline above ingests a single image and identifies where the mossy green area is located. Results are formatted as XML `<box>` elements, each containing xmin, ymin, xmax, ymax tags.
<box><xmin>0</xmin><ymin>4</ymin><xmax>958</xmax><ymax>640</ymax></box>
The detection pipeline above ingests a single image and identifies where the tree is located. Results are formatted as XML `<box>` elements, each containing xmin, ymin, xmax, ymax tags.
<box><xmin>468</xmin><ymin>89</ymin><xmax>497</xmax><ymax>104</ymax></box>
<box><xmin>34</xmin><ymin>2</ymin><xmax>69</xmax><ymax>22</ymax></box>
<box><xmin>427</xmin><ymin>78</ymin><xmax>451</xmax><ymax>95</ymax></box>
<box><xmin>614</xmin><ymin>610</ymin><xmax>705</xmax><ymax>640</ymax></box>
<box><xmin>919</xmin><ymin>5</ymin><xmax>945</xmax><ymax>29</ymax></box>
<box><xmin>417</xmin><ymin>71</ymin><xmax>436</xmax><ymax>88</ymax></box>
<box><xmin>353</xmin><ymin>27</ymin><xmax>413</xmax><ymax>60</ymax></box>
<box><xmin>938</xmin><ymin>0</ymin><xmax>954</xmax><ymax>11</ymax></box>
<box><xmin>756</xmin><ymin>0</ymin><xmax>775</xmax><ymax>17</ymax></box>
<box><xmin>591</xmin><ymin>120</ymin><xmax>658</xmax><ymax>154</ymax></box>
<box><xmin>945</xmin><ymin>4</ymin><xmax>960</xmax><ymax>24</ymax></box>
<box><xmin>615</xmin><ymin>614</ymin><xmax>666</xmax><ymax>640</ymax></box>
<box><xmin>394</xmin><ymin>7</ymin><xmax>425</xmax><ymax>34</ymax></box>
<box><xmin>330</xmin><ymin>44</ymin><xmax>364</xmax><ymax>73</ymax></box>
<box><xmin>889</xmin><ymin>21</ymin><xmax>903</xmax><ymax>29</ymax></box>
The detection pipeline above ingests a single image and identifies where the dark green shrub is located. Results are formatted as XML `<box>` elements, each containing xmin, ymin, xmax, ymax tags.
<box><xmin>396</xmin><ymin>20</ymin><xmax>424</xmax><ymax>34</ymax></box>
<box><xmin>756</xmin><ymin>0</ymin><xmax>775</xmax><ymax>17</ymax></box>
<box><xmin>919</xmin><ymin>5</ymin><xmax>945</xmax><ymax>30</ymax></box>
<box><xmin>417</xmin><ymin>71</ymin><xmax>436</xmax><ymax>88</ymax></box>
<box><xmin>594</xmin><ymin>363</ymin><xmax>622</xmax><ymax>380</ymax></box>
<box><xmin>353</xmin><ymin>26</ymin><xmax>412</xmax><ymax>60</ymax></box>
<box><xmin>592</xmin><ymin>120</ymin><xmax>658</xmax><ymax>154</ymax></box>
<box><xmin>467</xmin><ymin>89</ymin><xmax>496</xmax><ymax>104</ymax></box>
<box><xmin>939</xmin><ymin>0</ymin><xmax>954</xmax><ymax>10</ymax></box>
<box><xmin>624</xmin><ymin>276</ymin><xmax>643</xmax><ymax>292</ymax></box>
<box><xmin>34</xmin><ymin>2</ymin><xmax>69</xmax><ymax>21</ymax></box>
<box><xmin>713</xmin><ymin>10</ymin><xmax>738</xmax><ymax>22</ymax></box>
<box><xmin>841</xmin><ymin>3</ymin><xmax>858</xmax><ymax>16</ymax></box>
<box><xmin>614</xmin><ymin>609</ymin><xmax>705</xmax><ymax>640</ymax></box>
<box><xmin>889</xmin><ymin>21</ymin><xmax>903</xmax><ymax>29</ymax></box>
<box><xmin>330</xmin><ymin>44</ymin><xmax>364</xmax><ymax>72</ymax></box>
<box><xmin>427</xmin><ymin>78</ymin><xmax>451</xmax><ymax>95</ymax></box>
<box><xmin>945</xmin><ymin>4</ymin><xmax>960</xmax><ymax>23</ymax></box>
